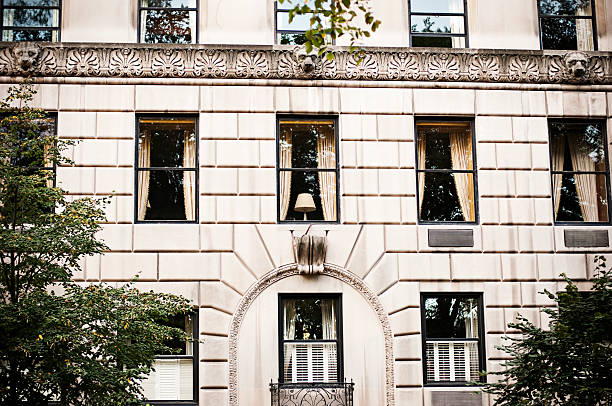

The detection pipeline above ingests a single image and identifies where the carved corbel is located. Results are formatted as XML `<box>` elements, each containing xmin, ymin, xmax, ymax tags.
<box><xmin>564</xmin><ymin>51</ymin><xmax>589</xmax><ymax>79</ymax></box>
<box><xmin>292</xmin><ymin>234</ymin><xmax>327</xmax><ymax>275</ymax></box>
<box><xmin>294</xmin><ymin>45</ymin><xmax>319</xmax><ymax>74</ymax></box>
<box><xmin>12</xmin><ymin>43</ymin><xmax>41</xmax><ymax>74</ymax></box>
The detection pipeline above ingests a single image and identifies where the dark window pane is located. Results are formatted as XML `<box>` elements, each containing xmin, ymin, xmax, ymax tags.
<box><xmin>142</xmin><ymin>0</ymin><xmax>196</xmax><ymax>7</ymax></box>
<box><xmin>278</xmin><ymin>32</ymin><xmax>307</xmax><ymax>45</ymax></box>
<box><xmin>2</xmin><ymin>28</ymin><xmax>55</xmax><ymax>41</ymax></box>
<box><xmin>283</xmin><ymin>298</ymin><xmax>336</xmax><ymax>340</ymax></box>
<box><xmin>279</xmin><ymin>120</ymin><xmax>335</xmax><ymax>169</ymax></box>
<box><xmin>158</xmin><ymin>314</ymin><xmax>194</xmax><ymax>355</ymax></box>
<box><xmin>140</xmin><ymin>170</ymin><xmax>187</xmax><ymax>221</ymax></box>
<box><xmin>550</xmin><ymin>122</ymin><xmax>605</xmax><ymax>172</ymax></box>
<box><xmin>141</xmin><ymin>9</ymin><xmax>196</xmax><ymax>44</ymax></box>
<box><xmin>411</xmin><ymin>0</ymin><xmax>464</xmax><ymax>13</ymax></box>
<box><xmin>411</xmin><ymin>15</ymin><xmax>464</xmax><ymax>34</ymax></box>
<box><xmin>541</xmin><ymin>17</ymin><xmax>579</xmax><ymax>50</ymax></box>
<box><xmin>412</xmin><ymin>35</ymin><xmax>458</xmax><ymax>48</ymax></box>
<box><xmin>419</xmin><ymin>172</ymin><xmax>474</xmax><ymax>222</ymax></box>
<box><xmin>282</xmin><ymin>170</ymin><xmax>337</xmax><ymax>221</ymax></box>
<box><xmin>139</xmin><ymin>118</ymin><xmax>196</xmax><ymax>168</ymax></box>
<box><xmin>424</xmin><ymin>297</ymin><xmax>479</xmax><ymax>339</ymax></box>
<box><xmin>4</xmin><ymin>8</ymin><xmax>59</xmax><ymax>27</ymax></box>
<box><xmin>4</xmin><ymin>0</ymin><xmax>59</xmax><ymax>6</ymax></box>
<box><xmin>539</xmin><ymin>0</ymin><xmax>592</xmax><ymax>15</ymax></box>
<box><xmin>417</xmin><ymin>123</ymin><xmax>473</xmax><ymax>170</ymax></box>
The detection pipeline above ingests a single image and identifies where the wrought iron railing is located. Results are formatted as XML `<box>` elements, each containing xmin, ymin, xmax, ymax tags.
<box><xmin>269</xmin><ymin>381</ymin><xmax>354</xmax><ymax>406</ymax></box>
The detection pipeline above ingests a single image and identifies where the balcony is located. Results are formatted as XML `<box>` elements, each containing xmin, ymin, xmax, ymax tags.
<box><xmin>269</xmin><ymin>381</ymin><xmax>354</xmax><ymax>406</ymax></box>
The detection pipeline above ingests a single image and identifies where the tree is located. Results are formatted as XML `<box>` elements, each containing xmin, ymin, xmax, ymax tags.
<box><xmin>0</xmin><ymin>83</ymin><xmax>193</xmax><ymax>405</ymax></box>
<box><xmin>277</xmin><ymin>0</ymin><xmax>381</xmax><ymax>59</ymax></box>
<box><xmin>481</xmin><ymin>255</ymin><xmax>612</xmax><ymax>405</ymax></box>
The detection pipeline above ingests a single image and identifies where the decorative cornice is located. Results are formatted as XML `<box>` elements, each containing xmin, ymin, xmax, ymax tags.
<box><xmin>1</xmin><ymin>42</ymin><xmax>610</xmax><ymax>85</ymax></box>
<box><xmin>228</xmin><ymin>263</ymin><xmax>395</xmax><ymax>406</ymax></box>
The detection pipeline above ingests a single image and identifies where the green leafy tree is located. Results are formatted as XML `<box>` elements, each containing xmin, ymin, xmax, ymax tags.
<box><xmin>481</xmin><ymin>255</ymin><xmax>612</xmax><ymax>405</ymax></box>
<box><xmin>278</xmin><ymin>0</ymin><xmax>381</xmax><ymax>59</ymax></box>
<box><xmin>0</xmin><ymin>83</ymin><xmax>193</xmax><ymax>405</ymax></box>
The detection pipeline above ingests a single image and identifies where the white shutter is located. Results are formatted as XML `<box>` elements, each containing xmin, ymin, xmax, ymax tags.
<box><xmin>140</xmin><ymin>358</ymin><xmax>194</xmax><ymax>401</ymax></box>
<box><xmin>157</xmin><ymin>359</ymin><xmax>180</xmax><ymax>400</ymax></box>
<box><xmin>426</xmin><ymin>341</ymin><xmax>479</xmax><ymax>383</ymax></box>
<box><xmin>284</xmin><ymin>342</ymin><xmax>338</xmax><ymax>383</ymax></box>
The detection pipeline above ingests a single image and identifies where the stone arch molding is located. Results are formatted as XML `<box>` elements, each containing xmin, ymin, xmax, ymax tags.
<box><xmin>228</xmin><ymin>263</ymin><xmax>395</xmax><ymax>406</ymax></box>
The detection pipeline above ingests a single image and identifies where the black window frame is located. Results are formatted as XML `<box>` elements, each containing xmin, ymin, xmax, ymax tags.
<box><xmin>143</xmin><ymin>311</ymin><xmax>199</xmax><ymax>406</ymax></box>
<box><xmin>414</xmin><ymin>117</ymin><xmax>479</xmax><ymax>225</ymax></box>
<box><xmin>420</xmin><ymin>292</ymin><xmax>486</xmax><ymax>387</ymax></box>
<box><xmin>548</xmin><ymin>118</ymin><xmax>611</xmax><ymax>226</ymax></box>
<box><xmin>408</xmin><ymin>0</ymin><xmax>469</xmax><ymax>48</ymax></box>
<box><xmin>537</xmin><ymin>0</ymin><xmax>598</xmax><ymax>51</ymax></box>
<box><xmin>134</xmin><ymin>114</ymin><xmax>199</xmax><ymax>224</ymax></box>
<box><xmin>276</xmin><ymin>115</ymin><xmax>340</xmax><ymax>224</ymax></box>
<box><xmin>0</xmin><ymin>0</ymin><xmax>61</xmax><ymax>42</ymax></box>
<box><xmin>278</xmin><ymin>293</ymin><xmax>344</xmax><ymax>384</ymax></box>
<box><xmin>138</xmin><ymin>0</ymin><xmax>199</xmax><ymax>44</ymax></box>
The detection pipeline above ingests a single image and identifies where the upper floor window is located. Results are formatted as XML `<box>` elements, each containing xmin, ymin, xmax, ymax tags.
<box><xmin>538</xmin><ymin>0</ymin><xmax>596</xmax><ymax>50</ymax></box>
<box><xmin>139</xmin><ymin>0</ymin><xmax>197</xmax><ymax>44</ymax></box>
<box><xmin>275</xmin><ymin>0</ymin><xmax>331</xmax><ymax>45</ymax></box>
<box><xmin>421</xmin><ymin>294</ymin><xmax>484</xmax><ymax>385</ymax></box>
<box><xmin>141</xmin><ymin>313</ymin><xmax>198</xmax><ymax>404</ymax></box>
<box><xmin>278</xmin><ymin>117</ymin><xmax>338</xmax><ymax>223</ymax></box>
<box><xmin>549</xmin><ymin>120</ymin><xmax>609</xmax><ymax>224</ymax></box>
<box><xmin>410</xmin><ymin>0</ymin><xmax>467</xmax><ymax>48</ymax></box>
<box><xmin>1</xmin><ymin>0</ymin><xmax>60</xmax><ymax>42</ymax></box>
<box><xmin>136</xmin><ymin>116</ymin><xmax>198</xmax><ymax>223</ymax></box>
<box><xmin>280</xmin><ymin>295</ymin><xmax>342</xmax><ymax>383</ymax></box>
<box><xmin>416</xmin><ymin>119</ymin><xmax>477</xmax><ymax>223</ymax></box>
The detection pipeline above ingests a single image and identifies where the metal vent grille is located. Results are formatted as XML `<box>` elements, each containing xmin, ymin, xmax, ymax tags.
<box><xmin>564</xmin><ymin>230</ymin><xmax>609</xmax><ymax>248</ymax></box>
<box><xmin>431</xmin><ymin>391</ymin><xmax>482</xmax><ymax>406</ymax></box>
<box><xmin>428</xmin><ymin>229</ymin><xmax>474</xmax><ymax>247</ymax></box>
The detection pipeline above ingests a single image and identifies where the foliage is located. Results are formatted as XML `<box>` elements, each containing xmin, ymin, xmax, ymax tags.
<box><xmin>277</xmin><ymin>0</ymin><xmax>381</xmax><ymax>59</ymax></box>
<box><xmin>481</xmin><ymin>255</ymin><xmax>612</xmax><ymax>405</ymax></box>
<box><xmin>0</xmin><ymin>83</ymin><xmax>193</xmax><ymax>405</ymax></box>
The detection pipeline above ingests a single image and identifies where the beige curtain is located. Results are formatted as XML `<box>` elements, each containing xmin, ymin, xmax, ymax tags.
<box><xmin>321</xmin><ymin>300</ymin><xmax>336</xmax><ymax>340</ymax></box>
<box><xmin>568</xmin><ymin>133</ymin><xmax>598</xmax><ymax>222</ymax></box>
<box><xmin>183</xmin><ymin>133</ymin><xmax>196</xmax><ymax>221</ymax></box>
<box><xmin>140</xmin><ymin>0</ymin><xmax>149</xmax><ymax>43</ymax></box>
<box><xmin>449</xmin><ymin>0</ymin><xmax>463</xmax><ymax>48</ymax></box>
<box><xmin>449</xmin><ymin>130</ymin><xmax>474</xmax><ymax>221</ymax></box>
<box><xmin>138</xmin><ymin>134</ymin><xmax>151</xmax><ymax>221</ymax></box>
<box><xmin>283</xmin><ymin>300</ymin><xmax>297</xmax><ymax>380</ymax></box>
<box><xmin>551</xmin><ymin>137</ymin><xmax>565</xmax><ymax>218</ymax></box>
<box><xmin>576</xmin><ymin>4</ymin><xmax>594</xmax><ymax>51</ymax></box>
<box><xmin>417</xmin><ymin>133</ymin><xmax>426</xmax><ymax>211</ymax></box>
<box><xmin>317</xmin><ymin>133</ymin><xmax>336</xmax><ymax>221</ymax></box>
<box><xmin>279</xmin><ymin>131</ymin><xmax>292</xmax><ymax>221</ymax></box>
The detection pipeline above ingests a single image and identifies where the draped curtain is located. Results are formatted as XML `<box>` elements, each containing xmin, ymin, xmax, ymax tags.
<box><xmin>417</xmin><ymin>133</ymin><xmax>426</xmax><ymax>211</ymax></box>
<box><xmin>279</xmin><ymin>131</ymin><xmax>292</xmax><ymax>221</ymax></box>
<box><xmin>576</xmin><ymin>3</ymin><xmax>594</xmax><ymax>51</ymax></box>
<box><xmin>568</xmin><ymin>133</ymin><xmax>598</xmax><ymax>222</ymax></box>
<box><xmin>140</xmin><ymin>0</ymin><xmax>149</xmax><ymax>42</ymax></box>
<box><xmin>551</xmin><ymin>137</ymin><xmax>565</xmax><ymax>218</ymax></box>
<box><xmin>283</xmin><ymin>300</ymin><xmax>297</xmax><ymax>379</ymax></box>
<box><xmin>183</xmin><ymin>133</ymin><xmax>196</xmax><ymax>221</ymax></box>
<box><xmin>3</xmin><ymin>10</ymin><xmax>14</xmax><ymax>41</ymax></box>
<box><xmin>449</xmin><ymin>129</ymin><xmax>474</xmax><ymax>222</ymax></box>
<box><xmin>464</xmin><ymin>301</ymin><xmax>478</xmax><ymax>339</ymax></box>
<box><xmin>317</xmin><ymin>133</ymin><xmax>336</xmax><ymax>221</ymax></box>
<box><xmin>449</xmin><ymin>0</ymin><xmax>463</xmax><ymax>48</ymax></box>
<box><xmin>321</xmin><ymin>300</ymin><xmax>336</xmax><ymax>340</ymax></box>
<box><xmin>138</xmin><ymin>134</ymin><xmax>151</xmax><ymax>221</ymax></box>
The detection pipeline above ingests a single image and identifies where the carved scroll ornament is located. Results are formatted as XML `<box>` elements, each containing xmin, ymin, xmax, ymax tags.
<box><xmin>0</xmin><ymin>43</ymin><xmax>609</xmax><ymax>84</ymax></box>
<box><xmin>292</xmin><ymin>235</ymin><xmax>327</xmax><ymax>275</ymax></box>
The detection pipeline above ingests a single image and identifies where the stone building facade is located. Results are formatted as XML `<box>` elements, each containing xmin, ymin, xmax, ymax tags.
<box><xmin>1</xmin><ymin>0</ymin><xmax>612</xmax><ymax>405</ymax></box>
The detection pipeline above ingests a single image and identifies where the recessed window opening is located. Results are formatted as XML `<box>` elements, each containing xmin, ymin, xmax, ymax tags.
<box><xmin>1</xmin><ymin>0</ymin><xmax>61</xmax><ymax>42</ymax></box>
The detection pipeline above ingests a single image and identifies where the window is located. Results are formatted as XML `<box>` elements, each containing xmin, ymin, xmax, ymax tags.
<box><xmin>278</xmin><ymin>117</ymin><xmax>338</xmax><ymax>222</ymax></box>
<box><xmin>1</xmin><ymin>0</ymin><xmax>60</xmax><ymax>42</ymax></box>
<box><xmin>549</xmin><ymin>120</ymin><xmax>609</xmax><ymax>223</ymax></box>
<box><xmin>275</xmin><ymin>0</ymin><xmax>331</xmax><ymax>45</ymax></box>
<box><xmin>410</xmin><ymin>0</ymin><xmax>467</xmax><ymax>48</ymax></box>
<box><xmin>538</xmin><ymin>0</ymin><xmax>596</xmax><ymax>50</ymax></box>
<box><xmin>141</xmin><ymin>313</ymin><xmax>198</xmax><ymax>403</ymax></box>
<box><xmin>136</xmin><ymin>116</ymin><xmax>197</xmax><ymax>222</ymax></box>
<box><xmin>421</xmin><ymin>294</ymin><xmax>484</xmax><ymax>385</ymax></box>
<box><xmin>416</xmin><ymin>120</ymin><xmax>476</xmax><ymax>223</ymax></box>
<box><xmin>279</xmin><ymin>295</ymin><xmax>342</xmax><ymax>383</ymax></box>
<box><xmin>139</xmin><ymin>0</ymin><xmax>197</xmax><ymax>44</ymax></box>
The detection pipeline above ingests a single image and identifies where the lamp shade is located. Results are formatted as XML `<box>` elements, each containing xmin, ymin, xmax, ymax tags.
<box><xmin>294</xmin><ymin>193</ymin><xmax>316</xmax><ymax>213</ymax></box>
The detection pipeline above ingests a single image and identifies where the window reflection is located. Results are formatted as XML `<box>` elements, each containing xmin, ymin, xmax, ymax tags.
<box><xmin>410</xmin><ymin>0</ymin><xmax>467</xmax><ymax>48</ymax></box>
<box><xmin>140</xmin><ymin>0</ymin><xmax>197</xmax><ymax>44</ymax></box>
<box><xmin>1</xmin><ymin>0</ymin><xmax>60</xmax><ymax>42</ymax></box>
<box><xmin>539</xmin><ymin>0</ymin><xmax>594</xmax><ymax>50</ymax></box>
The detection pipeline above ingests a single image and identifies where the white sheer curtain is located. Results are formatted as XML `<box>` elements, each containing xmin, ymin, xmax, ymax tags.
<box><xmin>449</xmin><ymin>0</ymin><xmax>463</xmax><ymax>48</ymax></box>
<box><xmin>283</xmin><ymin>300</ymin><xmax>297</xmax><ymax>380</ymax></box>
<box><xmin>3</xmin><ymin>10</ymin><xmax>14</xmax><ymax>41</ymax></box>
<box><xmin>417</xmin><ymin>133</ymin><xmax>426</xmax><ymax>212</ymax></box>
<box><xmin>279</xmin><ymin>131</ymin><xmax>292</xmax><ymax>221</ymax></box>
<box><xmin>568</xmin><ymin>133</ymin><xmax>598</xmax><ymax>222</ymax></box>
<box><xmin>321</xmin><ymin>300</ymin><xmax>336</xmax><ymax>340</ymax></box>
<box><xmin>464</xmin><ymin>300</ymin><xmax>478</xmax><ymax>339</ymax></box>
<box><xmin>183</xmin><ymin>133</ymin><xmax>196</xmax><ymax>221</ymax></box>
<box><xmin>551</xmin><ymin>138</ymin><xmax>565</xmax><ymax>219</ymax></box>
<box><xmin>138</xmin><ymin>134</ymin><xmax>151</xmax><ymax>221</ymax></box>
<box><xmin>188</xmin><ymin>10</ymin><xmax>197</xmax><ymax>44</ymax></box>
<box><xmin>449</xmin><ymin>129</ymin><xmax>474</xmax><ymax>222</ymax></box>
<box><xmin>140</xmin><ymin>0</ymin><xmax>149</xmax><ymax>43</ymax></box>
<box><xmin>576</xmin><ymin>3</ymin><xmax>594</xmax><ymax>51</ymax></box>
<box><xmin>317</xmin><ymin>133</ymin><xmax>336</xmax><ymax>221</ymax></box>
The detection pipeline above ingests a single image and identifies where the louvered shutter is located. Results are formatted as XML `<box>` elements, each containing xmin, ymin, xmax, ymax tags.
<box><xmin>426</xmin><ymin>341</ymin><xmax>479</xmax><ymax>382</ymax></box>
<box><xmin>140</xmin><ymin>358</ymin><xmax>194</xmax><ymax>400</ymax></box>
<box><xmin>284</xmin><ymin>342</ymin><xmax>338</xmax><ymax>383</ymax></box>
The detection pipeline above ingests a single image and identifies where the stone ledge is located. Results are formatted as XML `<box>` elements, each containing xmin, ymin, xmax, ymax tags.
<box><xmin>1</xmin><ymin>42</ymin><xmax>610</xmax><ymax>84</ymax></box>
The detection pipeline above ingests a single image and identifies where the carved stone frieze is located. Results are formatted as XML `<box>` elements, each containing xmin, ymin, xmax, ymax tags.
<box><xmin>0</xmin><ymin>42</ymin><xmax>610</xmax><ymax>85</ymax></box>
